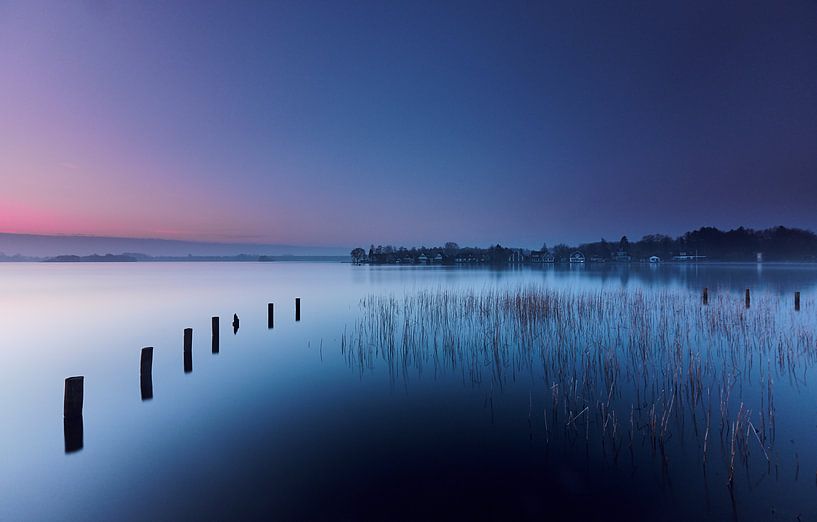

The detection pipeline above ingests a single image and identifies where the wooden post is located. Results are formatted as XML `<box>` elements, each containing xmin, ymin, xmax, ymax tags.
<box><xmin>140</xmin><ymin>347</ymin><xmax>153</xmax><ymax>376</ymax></box>
<box><xmin>745</xmin><ymin>288</ymin><xmax>750</xmax><ymax>309</ymax></box>
<box><xmin>702</xmin><ymin>288</ymin><xmax>708</xmax><ymax>305</ymax></box>
<box><xmin>232</xmin><ymin>313</ymin><xmax>240</xmax><ymax>334</ymax></box>
<box><xmin>212</xmin><ymin>316</ymin><xmax>219</xmax><ymax>353</ymax></box>
<box><xmin>140</xmin><ymin>347</ymin><xmax>153</xmax><ymax>401</ymax></box>
<box><xmin>795</xmin><ymin>291</ymin><xmax>800</xmax><ymax>311</ymax></box>
<box><xmin>64</xmin><ymin>376</ymin><xmax>84</xmax><ymax>418</ymax></box>
<box><xmin>268</xmin><ymin>303</ymin><xmax>274</xmax><ymax>329</ymax></box>
<box><xmin>295</xmin><ymin>298</ymin><xmax>301</xmax><ymax>322</ymax></box>
<box><xmin>184</xmin><ymin>328</ymin><xmax>193</xmax><ymax>373</ymax></box>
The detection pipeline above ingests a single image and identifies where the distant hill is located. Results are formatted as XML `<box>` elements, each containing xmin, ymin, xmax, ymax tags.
<box><xmin>0</xmin><ymin>233</ymin><xmax>348</xmax><ymax>258</ymax></box>
<box><xmin>35</xmin><ymin>253</ymin><xmax>349</xmax><ymax>263</ymax></box>
<box><xmin>44</xmin><ymin>254</ymin><xmax>138</xmax><ymax>263</ymax></box>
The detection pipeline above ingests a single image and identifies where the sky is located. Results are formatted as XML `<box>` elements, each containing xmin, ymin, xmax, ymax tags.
<box><xmin>1</xmin><ymin>0</ymin><xmax>815</xmax><ymax>249</ymax></box>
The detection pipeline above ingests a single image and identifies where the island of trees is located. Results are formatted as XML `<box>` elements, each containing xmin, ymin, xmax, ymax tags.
<box><xmin>351</xmin><ymin>226</ymin><xmax>817</xmax><ymax>265</ymax></box>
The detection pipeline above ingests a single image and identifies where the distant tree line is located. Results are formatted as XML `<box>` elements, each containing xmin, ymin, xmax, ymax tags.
<box><xmin>352</xmin><ymin>243</ymin><xmax>521</xmax><ymax>265</ymax></box>
<box><xmin>579</xmin><ymin>226</ymin><xmax>817</xmax><ymax>262</ymax></box>
<box><xmin>352</xmin><ymin>226</ymin><xmax>817</xmax><ymax>264</ymax></box>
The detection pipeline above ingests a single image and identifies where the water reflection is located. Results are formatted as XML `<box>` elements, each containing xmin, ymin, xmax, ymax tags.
<box><xmin>3</xmin><ymin>262</ymin><xmax>816</xmax><ymax>521</ymax></box>
<box><xmin>63</xmin><ymin>416</ymin><xmax>83</xmax><ymax>454</ymax></box>
<box><xmin>343</xmin><ymin>285</ymin><xmax>817</xmax><ymax>503</ymax></box>
<box><xmin>140</xmin><ymin>372</ymin><xmax>153</xmax><ymax>400</ymax></box>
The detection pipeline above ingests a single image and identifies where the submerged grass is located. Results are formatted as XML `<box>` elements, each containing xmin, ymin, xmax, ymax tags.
<box><xmin>341</xmin><ymin>286</ymin><xmax>816</xmax><ymax>489</ymax></box>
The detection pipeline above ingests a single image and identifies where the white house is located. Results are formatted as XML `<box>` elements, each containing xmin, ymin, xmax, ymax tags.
<box><xmin>417</xmin><ymin>253</ymin><xmax>429</xmax><ymax>265</ymax></box>
<box><xmin>530</xmin><ymin>250</ymin><xmax>555</xmax><ymax>263</ymax></box>
<box><xmin>649</xmin><ymin>256</ymin><xmax>661</xmax><ymax>263</ymax></box>
<box><xmin>569</xmin><ymin>252</ymin><xmax>585</xmax><ymax>263</ymax></box>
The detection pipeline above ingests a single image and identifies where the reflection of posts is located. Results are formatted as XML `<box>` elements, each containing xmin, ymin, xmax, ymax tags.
<box><xmin>212</xmin><ymin>316</ymin><xmax>219</xmax><ymax>353</ymax></box>
<box><xmin>745</xmin><ymin>289</ymin><xmax>751</xmax><ymax>309</ymax></box>
<box><xmin>64</xmin><ymin>376</ymin><xmax>84</xmax><ymax>453</ymax></box>
<box><xmin>184</xmin><ymin>328</ymin><xmax>193</xmax><ymax>374</ymax></box>
<box><xmin>702</xmin><ymin>288</ymin><xmax>708</xmax><ymax>305</ymax></box>
<box><xmin>268</xmin><ymin>303</ymin><xmax>274</xmax><ymax>329</ymax></box>
<box><xmin>64</xmin><ymin>416</ymin><xmax>83</xmax><ymax>453</ymax></box>
<box><xmin>795</xmin><ymin>291</ymin><xmax>800</xmax><ymax>311</ymax></box>
<box><xmin>295</xmin><ymin>298</ymin><xmax>301</xmax><ymax>322</ymax></box>
<box><xmin>141</xmin><ymin>347</ymin><xmax>153</xmax><ymax>400</ymax></box>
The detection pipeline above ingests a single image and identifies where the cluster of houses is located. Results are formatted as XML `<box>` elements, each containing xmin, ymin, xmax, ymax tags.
<box><xmin>452</xmin><ymin>249</ymin><xmax>672</xmax><ymax>265</ymax></box>
<box><xmin>527</xmin><ymin>250</ymin><xmax>648</xmax><ymax>263</ymax></box>
<box><xmin>355</xmin><ymin>248</ymin><xmax>705</xmax><ymax>265</ymax></box>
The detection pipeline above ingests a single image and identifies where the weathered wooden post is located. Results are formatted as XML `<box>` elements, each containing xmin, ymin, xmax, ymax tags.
<box><xmin>62</xmin><ymin>375</ymin><xmax>85</xmax><ymax>453</ymax></box>
<box><xmin>140</xmin><ymin>347</ymin><xmax>153</xmax><ymax>401</ymax></box>
<box><xmin>64</xmin><ymin>376</ymin><xmax>84</xmax><ymax>418</ymax></box>
<box><xmin>268</xmin><ymin>303</ymin><xmax>274</xmax><ymax>329</ymax></box>
<box><xmin>212</xmin><ymin>316</ymin><xmax>219</xmax><ymax>353</ymax></box>
<box><xmin>64</xmin><ymin>376</ymin><xmax>84</xmax><ymax>453</ymax></box>
<box><xmin>184</xmin><ymin>328</ymin><xmax>193</xmax><ymax>373</ymax></box>
<box><xmin>295</xmin><ymin>298</ymin><xmax>301</xmax><ymax>322</ymax></box>
<box><xmin>745</xmin><ymin>288</ymin><xmax>751</xmax><ymax>309</ymax></box>
<box><xmin>141</xmin><ymin>347</ymin><xmax>153</xmax><ymax>376</ymax></box>
<box><xmin>232</xmin><ymin>313</ymin><xmax>240</xmax><ymax>334</ymax></box>
<box><xmin>795</xmin><ymin>291</ymin><xmax>800</xmax><ymax>311</ymax></box>
<box><xmin>702</xmin><ymin>288</ymin><xmax>708</xmax><ymax>305</ymax></box>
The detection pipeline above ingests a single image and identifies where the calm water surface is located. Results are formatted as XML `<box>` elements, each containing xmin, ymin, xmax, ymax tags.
<box><xmin>0</xmin><ymin>262</ymin><xmax>816</xmax><ymax>521</ymax></box>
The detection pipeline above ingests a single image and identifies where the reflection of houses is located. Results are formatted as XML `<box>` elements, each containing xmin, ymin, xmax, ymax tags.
<box><xmin>508</xmin><ymin>249</ymin><xmax>524</xmax><ymax>264</ymax></box>
<box><xmin>417</xmin><ymin>253</ymin><xmax>429</xmax><ymax>265</ymax></box>
<box><xmin>671</xmin><ymin>252</ymin><xmax>706</xmax><ymax>262</ymax></box>
<box><xmin>569</xmin><ymin>251</ymin><xmax>585</xmax><ymax>263</ymax></box>
<box><xmin>649</xmin><ymin>255</ymin><xmax>661</xmax><ymax>263</ymax></box>
<box><xmin>613</xmin><ymin>250</ymin><xmax>631</xmax><ymax>262</ymax></box>
<box><xmin>530</xmin><ymin>250</ymin><xmax>555</xmax><ymax>263</ymax></box>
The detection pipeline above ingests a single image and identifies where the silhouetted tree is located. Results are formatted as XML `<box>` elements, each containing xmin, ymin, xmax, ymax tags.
<box><xmin>351</xmin><ymin>248</ymin><xmax>366</xmax><ymax>263</ymax></box>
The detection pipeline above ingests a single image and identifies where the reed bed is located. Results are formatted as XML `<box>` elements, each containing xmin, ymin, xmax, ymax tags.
<box><xmin>341</xmin><ymin>286</ymin><xmax>817</xmax><ymax>487</ymax></box>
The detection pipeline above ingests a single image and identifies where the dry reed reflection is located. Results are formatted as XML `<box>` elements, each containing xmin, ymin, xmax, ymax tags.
<box><xmin>342</xmin><ymin>286</ymin><xmax>816</xmax><ymax>491</ymax></box>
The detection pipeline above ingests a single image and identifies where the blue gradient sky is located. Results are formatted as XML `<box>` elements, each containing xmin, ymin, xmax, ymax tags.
<box><xmin>1</xmin><ymin>1</ymin><xmax>815</xmax><ymax>248</ymax></box>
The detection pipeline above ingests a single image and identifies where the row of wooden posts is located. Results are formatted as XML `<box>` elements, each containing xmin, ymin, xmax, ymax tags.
<box><xmin>702</xmin><ymin>288</ymin><xmax>802</xmax><ymax>311</ymax></box>
<box><xmin>63</xmin><ymin>298</ymin><xmax>302</xmax><ymax>451</ymax></box>
<box><xmin>62</xmin><ymin>290</ymin><xmax>806</xmax><ymax>451</ymax></box>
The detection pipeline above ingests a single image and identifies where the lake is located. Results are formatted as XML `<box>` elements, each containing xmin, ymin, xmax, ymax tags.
<box><xmin>0</xmin><ymin>262</ymin><xmax>815</xmax><ymax>521</ymax></box>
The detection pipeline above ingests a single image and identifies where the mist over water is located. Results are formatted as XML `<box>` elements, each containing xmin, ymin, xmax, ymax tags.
<box><xmin>1</xmin><ymin>262</ymin><xmax>815</xmax><ymax>521</ymax></box>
